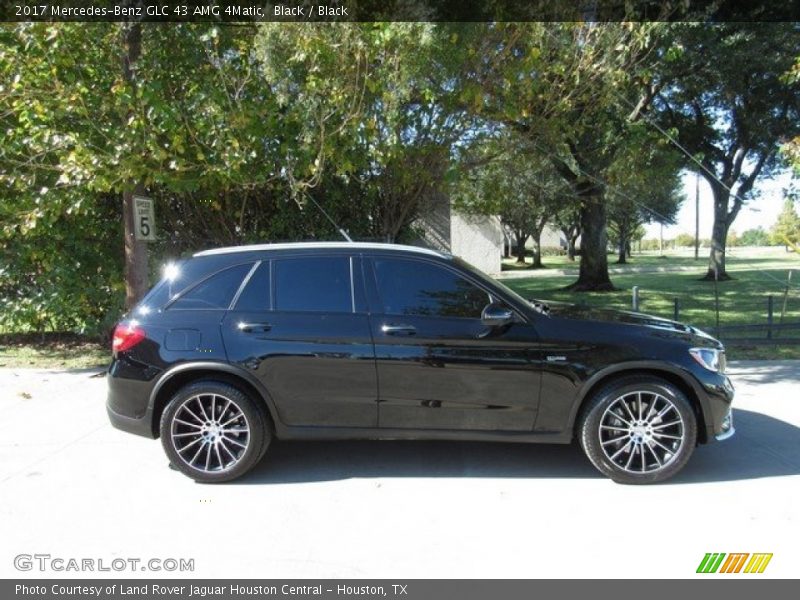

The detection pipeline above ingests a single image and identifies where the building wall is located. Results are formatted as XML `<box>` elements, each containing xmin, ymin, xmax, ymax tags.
<box><xmin>415</xmin><ymin>195</ymin><xmax>503</xmax><ymax>275</ymax></box>
<box><xmin>450</xmin><ymin>212</ymin><xmax>503</xmax><ymax>275</ymax></box>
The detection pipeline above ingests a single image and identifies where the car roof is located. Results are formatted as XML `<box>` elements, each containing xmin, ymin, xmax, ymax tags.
<box><xmin>193</xmin><ymin>241</ymin><xmax>449</xmax><ymax>259</ymax></box>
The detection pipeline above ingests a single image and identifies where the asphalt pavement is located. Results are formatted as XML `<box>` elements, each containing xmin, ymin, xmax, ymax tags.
<box><xmin>1</xmin><ymin>361</ymin><xmax>798</xmax><ymax>578</ymax></box>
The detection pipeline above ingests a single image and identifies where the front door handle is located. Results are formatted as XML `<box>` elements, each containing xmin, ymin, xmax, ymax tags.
<box><xmin>381</xmin><ymin>324</ymin><xmax>416</xmax><ymax>336</ymax></box>
<box><xmin>237</xmin><ymin>322</ymin><xmax>272</xmax><ymax>333</ymax></box>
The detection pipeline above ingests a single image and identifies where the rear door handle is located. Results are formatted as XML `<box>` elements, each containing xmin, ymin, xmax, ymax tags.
<box><xmin>237</xmin><ymin>322</ymin><xmax>272</xmax><ymax>333</ymax></box>
<box><xmin>381</xmin><ymin>324</ymin><xmax>416</xmax><ymax>336</ymax></box>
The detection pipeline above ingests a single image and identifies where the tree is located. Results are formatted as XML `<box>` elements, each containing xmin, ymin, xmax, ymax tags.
<box><xmin>739</xmin><ymin>227</ymin><xmax>771</xmax><ymax>247</ymax></box>
<box><xmin>653</xmin><ymin>23</ymin><xmax>800</xmax><ymax>279</ymax></box>
<box><xmin>552</xmin><ymin>205</ymin><xmax>581</xmax><ymax>261</ymax></box>
<box><xmin>255</xmin><ymin>23</ymin><xmax>476</xmax><ymax>242</ymax></box>
<box><xmin>1</xmin><ymin>23</ymin><xmax>292</xmax><ymax>310</ymax></box>
<box><xmin>465</xmin><ymin>22</ymin><xmax>665</xmax><ymax>290</ymax></box>
<box><xmin>606</xmin><ymin>137</ymin><xmax>684</xmax><ymax>264</ymax></box>
<box><xmin>770</xmin><ymin>197</ymin><xmax>800</xmax><ymax>251</ymax></box>
<box><xmin>454</xmin><ymin>135</ymin><xmax>571</xmax><ymax>268</ymax></box>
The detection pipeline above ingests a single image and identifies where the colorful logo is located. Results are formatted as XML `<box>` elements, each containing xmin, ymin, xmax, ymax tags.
<box><xmin>697</xmin><ymin>553</ymin><xmax>773</xmax><ymax>574</ymax></box>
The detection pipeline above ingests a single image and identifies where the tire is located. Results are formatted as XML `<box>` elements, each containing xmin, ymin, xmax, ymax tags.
<box><xmin>160</xmin><ymin>380</ymin><xmax>271</xmax><ymax>483</ymax></box>
<box><xmin>578</xmin><ymin>376</ymin><xmax>697</xmax><ymax>484</ymax></box>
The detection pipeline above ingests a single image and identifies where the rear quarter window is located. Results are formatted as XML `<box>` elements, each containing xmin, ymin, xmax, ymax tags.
<box><xmin>169</xmin><ymin>263</ymin><xmax>253</xmax><ymax>310</ymax></box>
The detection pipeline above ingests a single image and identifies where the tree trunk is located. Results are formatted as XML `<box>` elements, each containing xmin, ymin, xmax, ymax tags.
<box><xmin>122</xmin><ymin>23</ymin><xmax>148</xmax><ymax>310</ymax></box>
<box><xmin>123</xmin><ymin>187</ymin><xmax>149</xmax><ymax>309</ymax></box>
<box><xmin>515</xmin><ymin>231</ymin><xmax>529</xmax><ymax>265</ymax></box>
<box><xmin>703</xmin><ymin>185</ymin><xmax>733</xmax><ymax>281</ymax></box>
<box><xmin>561</xmin><ymin>228</ymin><xmax>576</xmax><ymax>261</ymax></box>
<box><xmin>565</xmin><ymin>191</ymin><xmax>614</xmax><ymax>291</ymax></box>
<box><xmin>531</xmin><ymin>228</ymin><xmax>544</xmax><ymax>269</ymax></box>
<box><xmin>617</xmin><ymin>235</ymin><xmax>627</xmax><ymax>264</ymax></box>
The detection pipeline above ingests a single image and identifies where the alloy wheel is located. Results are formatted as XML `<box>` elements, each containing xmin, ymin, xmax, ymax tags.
<box><xmin>598</xmin><ymin>390</ymin><xmax>685</xmax><ymax>474</ymax></box>
<box><xmin>170</xmin><ymin>393</ymin><xmax>251</xmax><ymax>473</ymax></box>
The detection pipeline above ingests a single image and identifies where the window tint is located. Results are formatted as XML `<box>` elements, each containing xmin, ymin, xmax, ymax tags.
<box><xmin>234</xmin><ymin>262</ymin><xmax>270</xmax><ymax>311</ymax></box>
<box><xmin>170</xmin><ymin>263</ymin><xmax>252</xmax><ymax>310</ymax></box>
<box><xmin>373</xmin><ymin>258</ymin><xmax>489</xmax><ymax>318</ymax></box>
<box><xmin>274</xmin><ymin>257</ymin><xmax>352</xmax><ymax>313</ymax></box>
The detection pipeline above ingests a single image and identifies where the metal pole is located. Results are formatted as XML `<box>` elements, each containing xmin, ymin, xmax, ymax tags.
<box><xmin>779</xmin><ymin>270</ymin><xmax>793</xmax><ymax>337</ymax></box>
<box><xmin>694</xmin><ymin>172</ymin><xmax>700</xmax><ymax>260</ymax></box>
<box><xmin>632</xmin><ymin>286</ymin><xmax>640</xmax><ymax>311</ymax></box>
<box><xmin>673</xmin><ymin>298</ymin><xmax>680</xmax><ymax>321</ymax></box>
<box><xmin>767</xmin><ymin>295</ymin><xmax>774</xmax><ymax>340</ymax></box>
<box><xmin>714</xmin><ymin>266</ymin><xmax>720</xmax><ymax>338</ymax></box>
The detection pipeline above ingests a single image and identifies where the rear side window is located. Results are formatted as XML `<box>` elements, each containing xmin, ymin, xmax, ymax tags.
<box><xmin>373</xmin><ymin>258</ymin><xmax>489</xmax><ymax>318</ymax></box>
<box><xmin>274</xmin><ymin>256</ymin><xmax>352</xmax><ymax>313</ymax></box>
<box><xmin>234</xmin><ymin>261</ymin><xmax>270</xmax><ymax>311</ymax></box>
<box><xmin>169</xmin><ymin>263</ymin><xmax>252</xmax><ymax>310</ymax></box>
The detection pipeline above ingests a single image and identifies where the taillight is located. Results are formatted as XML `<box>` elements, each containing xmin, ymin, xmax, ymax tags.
<box><xmin>112</xmin><ymin>323</ymin><xmax>146</xmax><ymax>353</ymax></box>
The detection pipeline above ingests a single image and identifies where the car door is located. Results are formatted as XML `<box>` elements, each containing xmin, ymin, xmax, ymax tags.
<box><xmin>221</xmin><ymin>254</ymin><xmax>378</xmax><ymax>428</ymax></box>
<box><xmin>365</xmin><ymin>255</ymin><xmax>541</xmax><ymax>432</ymax></box>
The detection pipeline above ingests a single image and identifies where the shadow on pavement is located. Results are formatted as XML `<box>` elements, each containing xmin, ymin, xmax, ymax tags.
<box><xmin>238</xmin><ymin>408</ymin><xmax>799</xmax><ymax>485</ymax></box>
<box><xmin>672</xmin><ymin>408</ymin><xmax>800</xmax><ymax>484</ymax></box>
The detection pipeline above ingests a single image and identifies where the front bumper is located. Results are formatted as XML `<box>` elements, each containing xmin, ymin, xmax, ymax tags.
<box><xmin>697</xmin><ymin>371</ymin><xmax>735</xmax><ymax>442</ymax></box>
<box><xmin>715</xmin><ymin>408</ymin><xmax>735</xmax><ymax>441</ymax></box>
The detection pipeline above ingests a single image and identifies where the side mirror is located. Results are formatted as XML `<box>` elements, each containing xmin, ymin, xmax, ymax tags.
<box><xmin>481</xmin><ymin>303</ymin><xmax>514</xmax><ymax>327</ymax></box>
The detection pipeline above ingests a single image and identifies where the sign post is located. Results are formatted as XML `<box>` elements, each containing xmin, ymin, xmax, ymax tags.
<box><xmin>133</xmin><ymin>195</ymin><xmax>156</xmax><ymax>241</ymax></box>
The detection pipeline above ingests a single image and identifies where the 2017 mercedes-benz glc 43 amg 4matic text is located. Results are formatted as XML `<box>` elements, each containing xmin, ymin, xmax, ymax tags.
<box><xmin>107</xmin><ymin>242</ymin><xmax>735</xmax><ymax>484</ymax></box>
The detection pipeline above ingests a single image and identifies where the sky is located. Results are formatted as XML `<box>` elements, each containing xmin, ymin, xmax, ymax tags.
<box><xmin>643</xmin><ymin>169</ymin><xmax>796</xmax><ymax>240</ymax></box>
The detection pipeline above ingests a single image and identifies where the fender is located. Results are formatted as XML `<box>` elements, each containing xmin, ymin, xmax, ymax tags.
<box><xmin>562</xmin><ymin>360</ymin><xmax>712</xmax><ymax>434</ymax></box>
<box><xmin>148</xmin><ymin>360</ymin><xmax>283</xmax><ymax>430</ymax></box>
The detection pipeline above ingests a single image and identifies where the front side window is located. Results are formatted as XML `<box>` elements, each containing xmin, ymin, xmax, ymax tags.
<box><xmin>274</xmin><ymin>256</ymin><xmax>353</xmax><ymax>313</ymax></box>
<box><xmin>373</xmin><ymin>258</ymin><xmax>489</xmax><ymax>318</ymax></box>
<box><xmin>169</xmin><ymin>263</ymin><xmax>253</xmax><ymax>310</ymax></box>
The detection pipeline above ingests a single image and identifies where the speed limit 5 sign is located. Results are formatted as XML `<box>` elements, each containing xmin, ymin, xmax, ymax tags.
<box><xmin>133</xmin><ymin>196</ymin><xmax>156</xmax><ymax>241</ymax></box>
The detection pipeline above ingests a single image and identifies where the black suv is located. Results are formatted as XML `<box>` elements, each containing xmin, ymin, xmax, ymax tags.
<box><xmin>107</xmin><ymin>242</ymin><xmax>734</xmax><ymax>484</ymax></box>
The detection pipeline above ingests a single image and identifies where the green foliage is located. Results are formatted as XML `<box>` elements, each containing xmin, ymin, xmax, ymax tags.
<box><xmin>738</xmin><ymin>227</ymin><xmax>772</xmax><ymax>247</ymax></box>
<box><xmin>674</xmin><ymin>233</ymin><xmax>696</xmax><ymax>247</ymax></box>
<box><xmin>770</xmin><ymin>197</ymin><xmax>800</xmax><ymax>248</ymax></box>
<box><xmin>454</xmin><ymin>134</ymin><xmax>571</xmax><ymax>242</ymax></box>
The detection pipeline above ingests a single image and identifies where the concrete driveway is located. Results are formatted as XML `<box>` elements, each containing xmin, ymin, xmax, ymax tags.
<box><xmin>1</xmin><ymin>361</ymin><xmax>798</xmax><ymax>578</ymax></box>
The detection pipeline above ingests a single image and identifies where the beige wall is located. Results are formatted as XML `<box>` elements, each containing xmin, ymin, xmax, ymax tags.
<box><xmin>450</xmin><ymin>212</ymin><xmax>503</xmax><ymax>275</ymax></box>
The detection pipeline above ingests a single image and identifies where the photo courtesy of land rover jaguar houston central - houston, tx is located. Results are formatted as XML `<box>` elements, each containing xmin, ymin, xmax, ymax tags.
<box><xmin>106</xmin><ymin>242</ymin><xmax>735</xmax><ymax>484</ymax></box>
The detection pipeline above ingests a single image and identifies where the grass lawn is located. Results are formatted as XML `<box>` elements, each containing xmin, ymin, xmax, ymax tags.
<box><xmin>0</xmin><ymin>333</ymin><xmax>109</xmax><ymax>369</ymax></box>
<box><xmin>500</xmin><ymin>249</ymin><xmax>800</xmax><ymax>360</ymax></box>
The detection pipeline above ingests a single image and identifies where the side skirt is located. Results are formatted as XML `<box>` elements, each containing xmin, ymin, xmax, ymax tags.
<box><xmin>274</xmin><ymin>425</ymin><xmax>573</xmax><ymax>445</ymax></box>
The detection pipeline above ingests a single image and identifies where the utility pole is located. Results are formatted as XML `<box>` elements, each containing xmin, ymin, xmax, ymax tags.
<box><xmin>694</xmin><ymin>172</ymin><xmax>700</xmax><ymax>260</ymax></box>
<box><xmin>122</xmin><ymin>22</ymin><xmax>148</xmax><ymax>310</ymax></box>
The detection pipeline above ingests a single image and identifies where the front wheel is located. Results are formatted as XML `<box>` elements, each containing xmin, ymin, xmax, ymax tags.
<box><xmin>160</xmin><ymin>380</ymin><xmax>271</xmax><ymax>483</ymax></box>
<box><xmin>578</xmin><ymin>377</ymin><xmax>697</xmax><ymax>484</ymax></box>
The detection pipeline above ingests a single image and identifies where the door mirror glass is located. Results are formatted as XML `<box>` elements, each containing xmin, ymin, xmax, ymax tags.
<box><xmin>481</xmin><ymin>303</ymin><xmax>514</xmax><ymax>327</ymax></box>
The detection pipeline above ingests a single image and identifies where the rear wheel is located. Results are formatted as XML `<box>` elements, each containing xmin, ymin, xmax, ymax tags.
<box><xmin>160</xmin><ymin>381</ymin><xmax>271</xmax><ymax>483</ymax></box>
<box><xmin>579</xmin><ymin>377</ymin><xmax>697</xmax><ymax>484</ymax></box>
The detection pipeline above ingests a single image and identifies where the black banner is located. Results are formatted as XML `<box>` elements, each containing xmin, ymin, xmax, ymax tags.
<box><xmin>1</xmin><ymin>0</ymin><xmax>799</xmax><ymax>23</ymax></box>
<box><xmin>5</xmin><ymin>580</ymin><xmax>800</xmax><ymax>600</ymax></box>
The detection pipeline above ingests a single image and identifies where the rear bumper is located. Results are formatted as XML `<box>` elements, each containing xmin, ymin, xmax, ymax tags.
<box><xmin>107</xmin><ymin>403</ymin><xmax>157</xmax><ymax>439</ymax></box>
<box><xmin>106</xmin><ymin>357</ymin><xmax>160</xmax><ymax>439</ymax></box>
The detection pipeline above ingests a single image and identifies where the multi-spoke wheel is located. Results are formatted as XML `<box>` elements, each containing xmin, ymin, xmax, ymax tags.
<box><xmin>160</xmin><ymin>381</ymin><xmax>271</xmax><ymax>483</ymax></box>
<box><xmin>579</xmin><ymin>377</ymin><xmax>697</xmax><ymax>484</ymax></box>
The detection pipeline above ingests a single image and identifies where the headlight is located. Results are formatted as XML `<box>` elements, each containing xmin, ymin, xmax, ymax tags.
<box><xmin>689</xmin><ymin>347</ymin><xmax>726</xmax><ymax>373</ymax></box>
